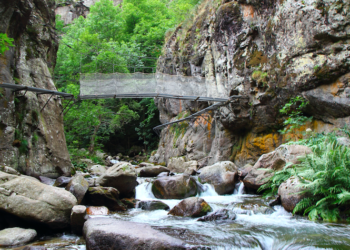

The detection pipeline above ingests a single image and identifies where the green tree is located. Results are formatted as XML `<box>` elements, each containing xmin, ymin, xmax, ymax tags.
<box><xmin>0</xmin><ymin>33</ymin><xmax>14</xmax><ymax>55</ymax></box>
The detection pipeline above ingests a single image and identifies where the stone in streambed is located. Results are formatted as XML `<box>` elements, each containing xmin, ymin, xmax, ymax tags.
<box><xmin>167</xmin><ymin>157</ymin><xmax>198</xmax><ymax>173</ymax></box>
<box><xmin>65</xmin><ymin>174</ymin><xmax>89</xmax><ymax>204</ymax></box>
<box><xmin>71</xmin><ymin>205</ymin><xmax>87</xmax><ymax>234</ymax></box>
<box><xmin>137</xmin><ymin>200</ymin><xmax>170</xmax><ymax>211</ymax></box>
<box><xmin>38</xmin><ymin>176</ymin><xmax>55</xmax><ymax>186</ymax></box>
<box><xmin>88</xmin><ymin>165</ymin><xmax>107</xmax><ymax>176</ymax></box>
<box><xmin>0</xmin><ymin>227</ymin><xmax>37</xmax><ymax>247</ymax></box>
<box><xmin>198</xmin><ymin>161</ymin><xmax>238</xmax><ymax>195</ymax></box>
<box><xmin>139</xmin><ymin>166</ymin><xmax>170</xmax><ymax>177</ymax></box>
<box><xmin>0</xmin><ymin>172</ymin><xmax>77</xmax><ymax>229</ymax></box>
<box><xmin>86</xmin><ymin>206</ymin><xmax>109</xmax><ymax>215</ymax></box>
<box><xmin>168</xmin><ymin>197</ymin><xmax>212</xmax><ymax>217</ymax></box>
<box><xmin>278</xmin><ymin>176</ymin><xmax>307</xmax><ymax>212</ymax></box>
<box><xmin>83</xmin><ymin>217</ymin><xmax>186</xmax><ymax>249</ymax></box>
<box><xmin>87</xmin><ymin>187</ymin><xmax>126</xmax><ymax>211</ymax></box>
<box><xmin>121</xmin><ymin>198</ymin><xmax>139</xmax><ymax>208</ymax></box>
<box><xmin>96</xmin><ymin>162</ymin><xmax>137</xmax><ymax>198</ymax></box>
<box><xmin>197</xmin><ymin>209</ymin><xmax>236</xmax><ymax>222</ymax></box>
<box><xmin>53</xmin><ymin>176</ymin><xmax>72</xmax><ymax>187</ymax></box>
<box><xmin>152</xmin><ymin>174</ymin><xmax>197</xmax><ymax>199</ymax></box>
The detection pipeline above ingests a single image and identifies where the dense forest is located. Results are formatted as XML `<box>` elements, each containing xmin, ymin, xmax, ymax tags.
<box><xmin>55</xmin><ymin>0</ymin><xmax>201</xmax><ymax>157</ymax></box>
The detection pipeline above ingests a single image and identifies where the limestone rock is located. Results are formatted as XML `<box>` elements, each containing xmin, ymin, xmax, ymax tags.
<box><xmin>65</xmin><ymin>175</ymin><xmax>89</xmax><ymax>204</ymax></box>
<box><xmin>87</xmin><ymin>165</ymin><xmax>107</xmax><ymax>176</ymax></box>
<box><xmin>198</xmin><ymin>161</ymin><xmax>238</xmax><ymax>195</ymax></box>
<box><xmin>53</xmin><ymin>176</ymin><xmax>72</xmax><ymax>187</ymax></box>
<box><xmin>0</xmin><ymin>172</ymin><xmax>77</xmax><ymax>229</ymax></box>
<box><xmin>71</xmin><ymin>205</ymin><xmax>87</xmax><ymax>234</ymax></box>
<box><xmin>197</xmin><ymin>209</ymin><xmax>236</xmax><ymax>222</ymax></box>
<box><xmin>167</xmin><ymin>157</ymin><xmax>198</xmax><ymax>173</ymax></box>
<box><xmin>139</xmin><ymin>166</ymin><xmax>170</xmax><ymax>177</ymax></box>
<box><xmin>83</xmin><ymin>217</ymin><xmax>186</xmax><ymax>249</ymax></box>
<box><xmin>87</xmin><ymin>187</ymin><xmax>126</xmax><ymax>211</ymax></box>
<box><xmin>152</xmin><ymin>174</ymin><xmax>197</xmax><ymax>199</ymax></box>
<box><xmin>168</xmin><ymin>197</ymin><xmax>212</xmax><ymax>217</ymax></box>
<box><xmin>278</xmin><ymin>176</ymin><xmax>307</xmax><ymax>213</ymax></box>
<box><xmin>0</xmin><ymin>227</ymin><xmax>36</xmax><ymax>247</ymax></box>
<box><xmin>243</xmin><ymin>145</ymin><xmax>312</xmax><ymax>190</ymax></box>
<box><xmin>96</xmin><ymin>162</ymin><xmax>137</xmax><ymax>198</ymax></box>
<box><xmin>137</xmin><ymin>200</ymin><xmax>170</xmax><ymax>211</ymax></box>
<box><xmin>86</xmin><ymin>206</ymin><xmax>109</xmax><ymax>215</ymax></box>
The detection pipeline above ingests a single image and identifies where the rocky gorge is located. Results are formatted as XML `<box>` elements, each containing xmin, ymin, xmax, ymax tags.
<box><xmin>0</xmin><ymin>0</ymin><xmax>349</xmax><ymax>249</ymax></box>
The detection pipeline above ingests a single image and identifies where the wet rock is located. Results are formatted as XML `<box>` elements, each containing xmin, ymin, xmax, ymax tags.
<box><xmin>87</xmin><ymin>165</ymin><xmax>107</xmax><ymax>176</ymax></box>
<box><xmin>198</xmin><ymin>161</ymin><xmax>238</xmax><ymax>195</ymax></box>
<box><xmin>86</xmin><ymin>206</ymin><xmax>109</xmax><ymax>215</ymax></box>
<box><xmin>65</xmin><ymin>175</ymin><xmax>89</xmax><ymax>204</ymax></box>
<box><xmin>137</xmin><ymin>162</ymin><xmax>155</xmax><ymax>168</ymax></box>
<box><xmin>152</xmin><ymin>174</ymin><xmax>197</xmax><ymax>199</ymax></box>
<box><xmin>87</xmin><ymin>178</ymin><xmax>97</xmax><ymax>187</ymax></box>
<box><xmin>0</xmin><ymin>227</ymin><xmax>37</xmax><ymax>247</ymax></box>
<box><xmin>238</xmin><ymin>164</ymin><xmax>253</xmax><ymax>179</ymax></box>
<box><xmin>197</xmin><ymin>209</ymin><xmax>236</xmax><ymax>222</ymax></box>
<box><xmin>268</xmin><ymin>196</ymin><xmax>281</xmax><ymax>207</ymax></box>
<box><xmin>137</xmin><ymin>200</ymin><xmax>170</xmax><ymax>211</ymax></box>
<box><xmin>21</xmin><ymin>246</ymin><xmax>47</xmax><ymax>250</ymax></box>
<box><xmin>83</xmin><ymin>217</ymin><xmax>186</xmax><ymax>249</ymax></box>
<box><xmin>168</xmin><ymin>197</ymin><xmax>212</xmax><ymax>217</ymax></box>
<box><xmin>121</xmin><ymin>198</ymin><xmax>139</xmax><ymax>209</ymax></box>
<box><xmin>232</xmin><ymin>202</ymin><xmax>275</xmax><ymax>215</ymax></box>
<box><xmin>278</xmin><ymin>176</ymin><xmax>307</xmax><ymax>213</ymax></box>
<box><xmin>87</xmin><ymin>187</ymin><xmax>126</xmax><ymax>211</ymax></box>
<box><xmin>157</xmin><ymin>172</ymin><xmax>169</xmax><ymax>177</ymax></box>
<box><xmin>244</xmin><ymin>145</ymin><xmax>312</xmax><ymax>190</ymax></box>
<box><xmin>0</xmin><ymin>172</ymin><xmax>77</xmax><ymax>229</ymax></box>
<box><xmin>53</xmin><ymin>176</ymin><xmax>72</xmax><ymax>187</ymax></box>
<box><xmin>96</xmin><ymin>162</ymin><xmax>137</xmax><ymax>198</ymax></box>
<box><xmin>38</xmin><ymin>176</ymin><xmax>55</xmax><ymax>186</ymax></box>
<box><xmin>184</xmin><ymin>167</ymin><xmax>197</xmax><ymax>176</ymax></box>
<box><xmin>0</xmin><ymin>166</ymin><xmax>20</xmax><ymax>175</ymax></box>
<box><xmin>70</xmin><ymin>205</ymin><xmax>87</xmax><ymax>234</ymax></box>
<box><xmin>139</xmin><ymin>166</ymin><xmax>170</xmax><ymax>177</ymax></box>
<box><xmin>168</xmin><ymin>157</ymin><xmax>198</xmax><ymax>173</ymax></box>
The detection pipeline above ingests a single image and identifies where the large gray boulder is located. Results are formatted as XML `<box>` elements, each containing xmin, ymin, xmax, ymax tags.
<box><xmin>96</xmin><ymin>162</ymin><xmax>137</xmax><ymax>198</ymax></box>
<box><xmin>0</xmin><ymin>227</ymin><xmax>37</xmax><ymax>247</ymax></box>
<box><xmin>139</xmin><ymin>166</ymin><xmax>170</xmax><ymax>177</ymax></box>
<box><xmin>65</xmin><ymin>174</ymin><xmax>89</xmax><ymax>204</ymax></box>
<box><xmin>83</xmin><ymin>217</ymin><xmax>187</xmax><ymax>250</ymax></box>
<box><xmin>88</xmin><ymin>165</ymin><xmax>107</xmax><ymax>176</ymax></box>
<box><xmin>243</xmin><ymin>145</ymin><xmax>312</xmax><ymax>190</ymax></box>
<box><xmin>71</xmin><ymin>205</ymin><xmax>87</xmax><ymax>234</ymax></box>
<box><xmin>167</xmin><ymin>157</ymin><xmax>198</xmax><ymax>173</ymax></box>
<box><xmin>152</xmin><ymin>174</ymin><xmax>197</xmax><ymax>199</ymax></box>
<box><xmin>198</xmin><ymin>161</ymin><xmax>238</xmax><ymax>195</ymax></box>
<box><xmin>0</xmin><ymin>172</ymin><xmax>77</xmax><ymax>229</ymax></box>
<box><xmin>53</xmin><ymin>176</ymin><xmax>72</xmax><ymax>187</ymax></box>
<box><xmin>168</xmin><ymin>197</ymin><xmax>212</xmax><ymax>217</ymax></box>
<box><xmin>137</xmin><ymin>200</ymin><xmax>169</xmax><ymax>211</ymax></box>
<box><xmin>87</xmin><ymin>187</ymin><xmax>126</xmax><ymax>211</ymax></box>
<box><xmin>278</xmin><ymin>176</ymin><xmax>307</xmax><ymax>213</ymax></box>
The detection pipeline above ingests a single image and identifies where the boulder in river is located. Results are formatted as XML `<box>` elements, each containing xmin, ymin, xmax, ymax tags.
<box><xmin>121</xmin><ymin>198</ymin><xmax>139</xmax><ymax>208</ymax></box>
<box><xmin>53</xmin><ymin>176</ymin><xmax>72</xmax><ymax>187</ymax></box>
<box><xmin>167</xmin><ymin>157</ymin><xmax>198</xmax><ymax>173</ymax></box>
<box><xmin>65</xmin><ymin>174</ymin><xmax>89</xmax><ymax>204</ymax></box>
<box><xmin>70</xmin><ymin>205</ymin><xmax>87</xmax><ymax>234</ymax></box>
<box><xmin>152</xmin><ymin>174</ymin><xmax>197</xmax><ymax>199</ymax></box>
<box><xmin>278</xmin><ymin>176</ymin><xmax>307</xmax><ymax>212</ymax></box>
<box><xmin>232</xmin><ymin>202</ymin><xmax>275</xmax><ymax>215</ymax></box>
<box><xmin>87</xmin><ymin>187</ymin><xmax>126</xmax><ymax>211</ymax></box>
<box><xmin>96</xmin><ymin>162</ymin><xmax>137</xmax><ymax>198</ymax></box>
<box><xmin>83</xmin><ymin>217</ymin><xmax>186</xmax><ymax>249</ymax></box>
<box><xmin>243</xmin><ymin>145</ymin><xmax>312</xmax><ymax>190</ymax></box>
<box><xmin>0</xmin><ymin>227</ymin><xmax>37</xmax><ymax>247</ymax></box>
<box><xmin>87</xmin><ymin>165</ymin><xmax>107</xmax><ymax>176</ymax></box>
<box><xmin>0</xmin><ymin>172</ymin><xmax>77</xmax><ymax>229</ymax></box>
<box><xmin>139</xmin><ymin>165</ymin><xmax>170</xmax><ymax>177</ymax></box>
<box><xmin>86</xmin><ymin>206</ymin><xmax>110</xmax><ymax>215</ymax></box>
<box><xmin>168</xmin><ymin>197</ymin><xmax>212</xmax><ymax>217</ymax></box>
<box><xmin>38</xmin><ymin>176</ymin><xmax>55</xmax><ymax>186</ymax></box>
<box><xmin>0</xmin><ymin>166</ymin><xmax>20</xmax><ymax>175</ymax></box>
<box><xmin>197</xmin><ymin>209</ymin><xmax>236</xmax><ymax>222</ymax></box>
<box><xmin>137</xmin><ymin>200</ymin><xmax>170</xmax><ymax>211</ymax></box>
<box><xmin>198</xmin><ymin>161</ymin><xmax>238</xmax><ymax>195</ymax></box>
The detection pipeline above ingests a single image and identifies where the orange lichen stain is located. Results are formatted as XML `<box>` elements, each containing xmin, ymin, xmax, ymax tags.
<box><xmin>242</xmin><ymin>5</ymin><xmax>254</xmax><ymax>18</ymax></box>
<box><xmin>86</xmin><ymin>206</ymin><xmax>109</xmax><ymax>215</ymax></box>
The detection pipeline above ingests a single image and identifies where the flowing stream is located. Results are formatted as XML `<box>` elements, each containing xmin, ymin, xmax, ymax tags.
<box><xmin>16</xmin><ymin>177</ymin><xmax>350</xmax><ymax>249</ymax></box>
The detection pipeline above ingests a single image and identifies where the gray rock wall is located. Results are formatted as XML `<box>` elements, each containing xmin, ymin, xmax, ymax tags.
<box><xmin>0</xmin><ymin>0</ymin><xmax>72</xmax><ymax>177</ymax></box>
<box><xmin>154</xmin><ymin>0</ymin><xmax>350</xmax><ymax>167</ymax></box>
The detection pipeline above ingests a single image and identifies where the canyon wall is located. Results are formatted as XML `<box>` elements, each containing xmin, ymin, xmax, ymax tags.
<box><xmin>153</xmin><ymin>0</ymin><xmax>350</xmax><ymax>167</ymax></box>
<box><xmin>0</xmin><ymin>0</ymin><xmax>71</xmax><ymax>177</ymax></box>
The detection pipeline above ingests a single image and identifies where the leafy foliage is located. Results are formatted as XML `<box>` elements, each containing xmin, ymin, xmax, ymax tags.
<box><xmin>260</xmin><ymin>130</ymin><xmax>350</xmax><ymax>222</ymax></box>
<box><xmin>0</xmin><ymin>33</ymin><xmax>14</xmax><ymax>55</ymax></box>
<box><xmin>279</xmin><ymin>96</ymin><xmax>312</xmax><ymax>135</ymax></box>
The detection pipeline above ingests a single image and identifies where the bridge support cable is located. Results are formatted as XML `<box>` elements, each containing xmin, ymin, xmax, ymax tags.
<box><xmin>152</xmin><ymin>95</ymin><xmax>248</xmax><ymax>136</ymax></box>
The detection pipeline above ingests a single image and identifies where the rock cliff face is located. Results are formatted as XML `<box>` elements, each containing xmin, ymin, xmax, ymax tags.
<box><xmin>55</xmin><ymin>0</ymin><xmax>122</xmax><ymax>25</ymax></box>
<box><xmin>0</xmin><ymin>0</ymin><xmax>71</xmax><ymax>177</ymax></box>
<box><xmin>153</xmin><ymin>0</ymin><xmax>350</xmax><ymax>167</ymax></box>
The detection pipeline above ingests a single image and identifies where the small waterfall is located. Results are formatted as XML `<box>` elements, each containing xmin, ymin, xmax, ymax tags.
<box><xmin>135</xmin><ymin>182</ymin><xmax>155</xmax><ymax>200</ymax></box>
<box><xmin>233</xmin><ymin>182</ymin><xmax>245</xmax><ymax>195</ymax></box>
<box><xmin>197</xmin><ymin>183</ymin><xmax>218</xmax><ymax>197</ymax></box>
